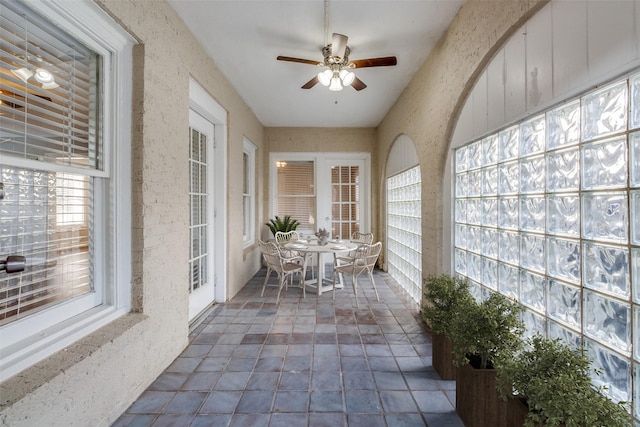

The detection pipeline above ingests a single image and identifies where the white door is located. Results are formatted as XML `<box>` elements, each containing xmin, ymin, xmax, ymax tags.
<box><xmin>188</xmin><ymin>109</ymin><xmax>216</xmax><ymax>320</ymax></box>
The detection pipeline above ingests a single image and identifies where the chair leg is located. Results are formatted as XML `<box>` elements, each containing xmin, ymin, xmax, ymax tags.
<box><xmin>261</xmin><ymin>267</ymin><xmax>272</xmax><ymax>297</ymax></box>
<box><xmin>352</xmin><ymin>274</ymin><xmax>359</xmax><ymax>307</ymax></box>
<box><xmin>368</xmin><ymin>271</ymin><xmax>379</xmax><ymax>301</ymax></box>
<box><xmin>275</xmin><ymin>275</ymin><xmax>284</xmax><ymax>304</ymax></box>
<box><xmin>332</xmin><ymin>270</ymin><xmax>337</xmax><ymax>300</ymax></box>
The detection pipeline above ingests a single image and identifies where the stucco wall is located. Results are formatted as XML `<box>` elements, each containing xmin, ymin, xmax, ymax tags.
<box><xmin>0</xmin><ymin>1</ymin><xmax>264</xmax><ymax>425</ymax></box>
<box><xmin>264</xmin><ymin>127</ymin><xmax>379</xmax><ymax>240</ymax></box>
<box><xmin>377</xmin><ymin>0</ymin><xmax>548</xmax><ymax>278</ymax></box>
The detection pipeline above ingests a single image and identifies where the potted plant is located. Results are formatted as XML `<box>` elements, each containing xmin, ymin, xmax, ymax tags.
<box><xmin>497</xmin><ymin>335</ymin><xmax>631</xmax><ymax>427</ymax></box>
<box><xmin>448</xmin><ymin>292</ymin><xmax>524</xmax><ymax>427</ymax></box>
<box><xmin>265</xmin><ymin>215</ymin><xmax>300</xmax><ymax>236</ymax></box>
<box><xmin>421</xmin><ymin>274</ymin><xmax>473</xmax><ymax>380</ymax></box>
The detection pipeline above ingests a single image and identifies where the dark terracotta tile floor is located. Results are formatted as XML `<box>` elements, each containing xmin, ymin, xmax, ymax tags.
<box><xmin>112</xmin><ymin>268</ymin><xmax>463</xmax><ymax>427</ymax></box>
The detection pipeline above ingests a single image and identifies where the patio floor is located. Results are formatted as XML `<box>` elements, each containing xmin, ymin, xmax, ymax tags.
<box><xmin>112</xmin><ymin>267</ymin><xmax>464</xmax><ymax>427</ymax></box>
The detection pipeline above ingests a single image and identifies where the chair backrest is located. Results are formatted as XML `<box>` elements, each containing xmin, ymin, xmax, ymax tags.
<box><xmin>351</xmin><ymin>232</ymin><xmax>374</xmax><ymax>245</ymax></box>
<box><xmin>353</xmin><ymin>241</ymin><xmax>382</xmax><ymax>271</ymax></box>
<box><xmin>275</xmin><ymin>230</ymin><xmax>300</xmax><ymax>246</ymax></box>
<box><xmin>259</xmin><ymin>240</ymin><xmax>284</xmax><ymax>273</ymax></box>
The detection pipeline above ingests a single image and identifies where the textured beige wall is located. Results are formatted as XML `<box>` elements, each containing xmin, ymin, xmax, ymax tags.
<box><xmin>0</xmin><ymin>0</ymin><xmax>264</xmax><ymax>425</ymax></box>
<box><xmin>377</xmin><ymin>0</ymin><xmax>548</xmax><ymax>278</ymax></box>
<box><xmin>264</xmin><ymin>127</ymin><xmax>379</xmax><ymax>240</ymax></box>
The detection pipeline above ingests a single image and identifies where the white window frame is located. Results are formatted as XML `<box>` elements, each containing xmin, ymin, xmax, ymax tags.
<box><xmin>243</xmin><ymin>138</ymin><xmax>256</xmax><ymax>248</ymax></box>
<box><xmin>0</xmin><ymin>0</ymin><xmax>134</xmax><ymax>381</ymax></box>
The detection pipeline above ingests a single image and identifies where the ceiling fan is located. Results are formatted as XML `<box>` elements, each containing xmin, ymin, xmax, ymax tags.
<box><xmin>277</xmin><ymin>32</ymin><xmax>397</xmax><ymax>92</ymax></box>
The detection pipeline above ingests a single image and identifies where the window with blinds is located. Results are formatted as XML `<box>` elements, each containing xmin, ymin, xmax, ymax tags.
<box><xmin>0</xmin><ymin>0</ymin><xmax>100</xmax><ymax>326</ymax></box>
<box><xmin>276</xmin><ymin>160</ymin><xmax>316</xmax><ymax>232</ymax></box>
<box><xmin>243</xmin><ymin>138</ymin><xmax>256</xmax><ymax>247</ymax></box>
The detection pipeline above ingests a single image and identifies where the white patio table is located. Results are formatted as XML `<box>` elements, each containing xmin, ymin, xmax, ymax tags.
<box><xmin>285</xmin><ymin>240</ymin><xmax>358</xmax><ymax>296</ymax></box>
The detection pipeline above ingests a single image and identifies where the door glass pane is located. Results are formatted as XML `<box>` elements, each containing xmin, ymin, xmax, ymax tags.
<box><xmin>330</xmin><ymin>165</ymin><xmax>359</xmax><ymax>239</ymax></box>
<box><xmin>189</xmin><ymin>127</ymin><xmax>208</xmax><ymax>293</ymax></box>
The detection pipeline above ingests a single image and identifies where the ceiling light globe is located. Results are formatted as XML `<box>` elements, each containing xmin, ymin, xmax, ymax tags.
<box><xmin>34</xmin><ymin>68</ymin><xmax>54</xmax><ymax>84</ymax></box>
<box><xmin>329</xmin><ymin>76</ymin><xmax>343</xmax><ymax>91</ymax></box>
<box><xmin>318</xmin><ymin>69</ymin><xmax>332</xmax><ymax>86</ymax></box>
<box><xmin>340</xmin><ymin>70</ymin><xmax>355</xmax><ymax>86</ymax></box>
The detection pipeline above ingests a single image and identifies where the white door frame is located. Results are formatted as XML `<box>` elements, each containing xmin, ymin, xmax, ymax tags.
<box><xmin>189</xmin><ymin>79</ymin><xmax>227</xmax><ymax>318</ymax></box>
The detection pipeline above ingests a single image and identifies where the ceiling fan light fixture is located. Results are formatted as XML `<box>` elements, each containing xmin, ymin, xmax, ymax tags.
<box><xmin>329</xmin><ymin>76</ymin><xmax>343</xmax><ymax>91</ymax></box>
<box><xmin>11</xmin><ymin>67</ymin><xmax>33</xmax><ymax>83</ymax></box>
<box><xmin>318</xmin><ymin>69</ymin><xmax>332</xmax><ymax>86</ymax></box>
<box><xmin>34</xmin><ymin>68</ymin><xmax>55</xmax><ymax>84</ymax></box>
<box><xmin>340</xmin><ymin>69</ymin><xmax>355</xmax><ymax>86</ymax></box>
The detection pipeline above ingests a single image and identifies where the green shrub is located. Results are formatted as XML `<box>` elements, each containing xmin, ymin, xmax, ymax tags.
<box><xmin>421</xmin><ymin>274</ymin><xmax>473</xmax><ymax>337</ymax></box>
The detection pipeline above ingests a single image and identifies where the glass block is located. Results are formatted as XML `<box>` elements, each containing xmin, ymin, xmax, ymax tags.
<box><xmin>482</xmin><ymin>228</ymin><xmax>498</xmax><ymax>259</ymax></box>
<box><xmin>482</xmin><ymin>257</ymin><xmax>498</xmax><ymax>290</ymax></box>
<box><xmin>467</xmin><ymin>226</ymin><xmax>481</xmax><ymax>253</ymax></box>
<box><xmin>632</xmin><ymin>132</ymin><xmax>640</xmax><ymax>188</ymax></box>
<box><xmin>455</xmin><ymin>199</ymin><xmax>467</xmax><ymax>223</ymax></box>
<box><xmin>522</xmin><ymin>309</ymin><xmax>546</xmax><ymax>340</ymax></box>
<box><xmin>456</xmin><ymin>146</ymin><xmax>467</xmax><ymax>173</ymax></box>
<box><xmin>634</xmin><ymin>249</ymin><xmax>640</xmax><ymax>304</ymax></box>
<box><xmin>548</xmin><ymin>320</ymin><xmax>581</xmax><ymax>349</ymax></box>
<box><xmin>498</xmin><ymin>161</ymin><xmax>519</xmax><ymax>195</ymax></box>
<box><xmin>482</xmin><ymin>134</ymin><xmax>498</xmax><ymax>166</ymax></box>
<box><xmin>520</xmin><ymin>113</ymin><xmax>545</xmax><ymax>157</ymax></box>
<box><xmin>547</xmin><ymin>100</ymin><xmax>580</xmax><ymax>149</ymax></box>
<box><xmin>468</xmin><ymin>169</ymin><xmax>482</xmax><ymax>197</ymax></box>
<box><xmin>585</xmin><ymin>338</ymin><xmax>630</xmax><ymax>403</ymax></box>
<box><xmin>498</xmin><ymin>262</ymin><xmax>519</xmax><ymax>299</ymax></box>
<box><xmin>546</xmin><ymin>148</ymin><xmax>579</xmax><ymax>192</ymax></box>
<box><xmin>632</xmin><ymin>72</ymin><xmax>640</xmax><ymax>130</ymax></box>
<box><xmin>547</xmin><ymin>194</ymin><xmax>580</xmax><ymax>237</ymax></box>
<box><xmin>467</xmin><ymin>252</ymin><xmax>482</xmax><ymax>283</ymax></box>
<box><xmin>632</xmin><ymin>190</ymin><xmax>640</xmax><ymax>245</ymax></box>
<box><xmin>482</xmin><ymin>166</ymin><xmax>498</xmax><ymax>196</ymax></box>
<box><xmin>582</xmin><ymin>241</ymin><xmax>629</xmax><ymax>298</ymax></box>
<box><xmin>480</xmin><ymin>285</ymin><xmax>492</xmax><ymax>302</ymax></box>
<box><xmin>455</xmin><ymin>223</ymin><xmax>467</xmax><ymax>249</ymax></box>
<box><xmin>482</xmin><ymin>198</ymin><xmax>497</xmax><ymax>227</ymax></box>
<box><xmin>582</xmin><ymin>80</ymin><xmax>628</xmax><ymax>142</ymax></box>
<box><xmin>498</xmin><ymin>197</ymin><xmax>519</xmax><ymax>230</ymax></box>
<box><xmin>498</xmin><ymin>231</ymin><xmax>519</xmax><ymax>265</ymax></box>
<box><xmin>468</xmin><ymin>280</ymin><xmax>482</xmax><ymax>301</ymax></box>
<box><xmin>455</xmin><ymin>172</ymin><xmax>468</xmax><ymax>197</ymax></box>
<box><xmin>547</xmin><ymin>237</ymin><xmax>580</xmax><ymax>283</ymax></box>
<box><xmin>520</xmin><ymin>234</ymin><xmax>545</xmax><ymax>273</ymax></box>
<box><xmin>547</xmin><ymin>279</ymin><xmax>581</xmax><ymax>329</ymax></box>
<box><xmin>635</xmin><ymin>363</ymin><xmax>640</xmax><ymax>419</ymax></box>
<box><xmin>520</xmin><ymin>196</ymin><xmax>545</xmax><ymax>232</ymax></box>
<box><xmin>455</xmin><ymin>248</ymin><xmax>467</xmax><ymax>275</ymax></box>
<box><xmin>520</xmin><ymin>270</ymin><xmax>545</xmax><ymax>313</ymax></box>
<box><xmin>581</xmin><ymin>136</ymin><xmax>627</xmax><ymax>190</ymax></box>
<box><xmin>583</xmin><ymin>290</ymin><xmax>630</xmax><ymax>355</ymax></box>
<box><xmin>467</xmin><ymin>198</ymin><xmax>482</xmax><ymax>225</ymax></box>
<box><xmin>499</xmin><ymin>125</ymin><xmax>519</xmax><ymax>161</ymax></box>
<box><xmin>582</xmin><ymin>191</ymin><xmax>628</xmax><ymax>244</ymax></box>
<box><xmin>520</xmin><ymin>156</ymin><xmax>545</xmax><ymax>193</ymax></box>
<box><xmin>468</xmin><ymin>141</ymin><xmax>482</xmax><ymax>170</ymax></box>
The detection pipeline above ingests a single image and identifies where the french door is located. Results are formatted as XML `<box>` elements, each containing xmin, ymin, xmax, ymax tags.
<box><xmin>188</xmin><ymin>109</ymin><xmax>215</xmax><ymax>320</ymax></box>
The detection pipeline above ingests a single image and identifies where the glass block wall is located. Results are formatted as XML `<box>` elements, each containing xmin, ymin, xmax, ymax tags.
<box><xmin>454</xmin><ymin>72</ymin><xmax>640</xmax><ymax>417</ymax></box>
<box><xmin>387</xmin><ymin>166</ymin><xmax>422</xmax><ymax>303</ymax></box>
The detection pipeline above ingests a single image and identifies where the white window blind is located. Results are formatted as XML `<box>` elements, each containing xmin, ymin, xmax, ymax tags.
<box><xmin>0</xmin><ymin>0</ymin><xmax>101</xmax><ymax>171</ymax></box>
<box><xmin>276</xmin><ymin>160</ymin><xmax>315</xmax><ymax>231</ymax></box>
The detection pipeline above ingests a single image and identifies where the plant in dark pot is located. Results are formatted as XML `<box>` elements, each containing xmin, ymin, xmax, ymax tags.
<box><xmin>265</xmin><ymin>215</ymin><xmax>300</xmax><ymax>237</ymax></box>
<box><xmin>497</xmin><ymin>334</ymin><xmax>631</xmax><ymax>427</ymax></box>
<box><xmin>448</xmin><ymin>291</ymin><xmax>524</xmax><ymax>427</ymax></box>
<box><xmin>421</xmin><ymin>274</ymin><xmax>473</xmax><ymax>380</ymax></box>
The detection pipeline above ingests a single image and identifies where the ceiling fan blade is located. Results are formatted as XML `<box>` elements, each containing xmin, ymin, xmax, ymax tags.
<box><xmin>301</xmin><ymin>76</ymin><xmax>319</xmax><ymax>89</ymax></box>
<box><xmin>348</xmin><ymin>56</ymin><xmax>397</xmax><ymax>68</ymax></box>
<box><xmin>331</xmin><ymin>33</ymin><xmax>348</xmax><ymax>59</ymax></box>
<box><xmin>277</xmin><ymin>56</ymin><xmax>323</xmax><ymax>66</ymax></box>
<box><xmin>351</xmin><ymin>76</ymin><xmax>367</xmax><ymax>91</ymax></box>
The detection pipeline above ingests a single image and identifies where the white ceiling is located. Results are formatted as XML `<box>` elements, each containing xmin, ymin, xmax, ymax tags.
<box><xmin>168</xmin><ymin>0</ymin><xmax>464</xmax><ymax>128</ymax></box>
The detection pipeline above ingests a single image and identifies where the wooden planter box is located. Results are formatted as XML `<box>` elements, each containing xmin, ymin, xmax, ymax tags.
<box><xmin>432</xmin><ymin>332</ymin><xmax>456</xmax><ymax>380</ymax></box>
<box><xmin>456</xmin><ymin>363</ymin><xmax>509</xmax><ymax>427</ymax></box>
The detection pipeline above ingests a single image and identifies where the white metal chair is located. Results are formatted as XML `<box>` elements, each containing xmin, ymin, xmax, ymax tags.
<box><xmin>334</xmin><ymin>231</ymin><xmax>374</xmax><ymax>284</ymax></box>
<box><xmin>331</xmin><ymin>241</ymin><xmax>382</xmax><ymax>307</ymax></box>
<box><xmin>259</xmin><ymin>240</ymin><xmax>308</xmax><ymax>303</ymax></box>
<box><xmin>275</xmin><ymin>230</ymin><xmax>314</xmax><ymax>279</ymax></box>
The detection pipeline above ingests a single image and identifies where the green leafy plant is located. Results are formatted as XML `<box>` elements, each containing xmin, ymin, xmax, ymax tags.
<box><xmin>265</xmin><ymin>215</ymin><xmax>300</xmax><ymax>236</ymax></box>
<box><xmin>497</xmin><ymin>335</ymin><xmax>631</xmax><ymax>427</ymax></box>
<box><xmin>421</xmin><ymin>274</ymin><xmax>473</xmax><ymax>337</ymax></box>
<box><xmin>449</xmin><ymin>292</ymin><xmax>524</xmax><ymax>370</ymax></box>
